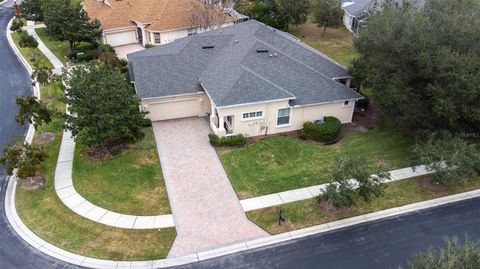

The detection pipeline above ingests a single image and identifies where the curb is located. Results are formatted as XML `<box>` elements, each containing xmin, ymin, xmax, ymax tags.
<box><xmin>6</xmin><ymin>176</ymin><xmax>480</xmax><ymax>268</ymax></box>
<box><xmin>6</xmin><ymin>17</ymin><xmax>34</xmax><ymax>74</ymax></box>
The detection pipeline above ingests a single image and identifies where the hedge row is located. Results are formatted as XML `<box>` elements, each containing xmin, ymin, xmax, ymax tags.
<box><xmin>300</xmin><ymin>116</ymin><xmax>341</xmax><ymax>142</ymax></box>
<box><xmin>208</xmin><ymin>134</ymin><xmax>246</xmax><ymax>147</ymax></box>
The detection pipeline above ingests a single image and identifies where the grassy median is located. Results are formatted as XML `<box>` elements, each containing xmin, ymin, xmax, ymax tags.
<box><xmin>11</xmin><ymin>31</ymin><xmax>53</xmax><ymax>69</ymax></box>
<box><xmin>15</xmin><ymin>83</ymin><xmax>176</xmax><ymax>260</ymax></box>
<box><xmin>247</xmin><ymin>176</ymin><xmax>480</xmax><ymax>235</ymax></box>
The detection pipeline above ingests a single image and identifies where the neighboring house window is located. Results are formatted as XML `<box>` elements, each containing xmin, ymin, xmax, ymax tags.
<box><xmin>242</xmin><ymin>111</ymin><xmax>263</xmax><ymax>120</ymax></box>
<box><xmin>154</xmin><ymin>33</ymin><xmax>161</xmax><ymax>44</ymax></box>
<box><xmin>188</xmin><ymin>27</ymin><xmax>198</xmax><ymax>36</ymax></box>
<box><xmin>343</xmin><ymin>100</ymin><xmax>351</xmax><ymax>107</ymax></box>
<box><xmin>277</xmin><ymin>108</ymin><xmax>290</xmax><ymax>126</ymax></box>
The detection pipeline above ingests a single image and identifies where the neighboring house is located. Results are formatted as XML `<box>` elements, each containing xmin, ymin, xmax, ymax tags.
<box><xmin>341</xmin><ymin>0</ymin><xmax>424</xmax><ymax>34</ymax></box>
<box><xmin>128</xmin><ymin>20</ymin><xmax>363</xmax><ymax>137</ymax></box>
<box><xmin>82</xmin><ymin>0</ymin><xmax>243</xmax><ymax>47</ymax></box>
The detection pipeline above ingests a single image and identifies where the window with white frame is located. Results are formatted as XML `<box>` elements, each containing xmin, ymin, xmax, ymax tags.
<box><xmin>343</xmin><ymin>100</ymin><xmax>351</xmax><ymax>107</ymax></box>
<box><xmin>277</xmin><ymin>108</ymin><xmax>291</xmax><ymax>126</ymax></box>
<box><xmin>242</xmin><ymin>111</ymin><xmax>263</xmax><ymax>120</ymax></box>
<box><xmin>188</xmin><ymin>27</ymin><xmax>198</xmax><ymax>36</ymax></box>
<box><xmin>154</xmin><ymin>33</ymin><xmax>161</xmax><ymax>44</ymax></box>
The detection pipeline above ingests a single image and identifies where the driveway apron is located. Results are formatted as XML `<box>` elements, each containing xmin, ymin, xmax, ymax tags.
<box><xmin>152</xmin><ymin>118</ymin><xmax>267</xmax><ymax>257</ymax></box>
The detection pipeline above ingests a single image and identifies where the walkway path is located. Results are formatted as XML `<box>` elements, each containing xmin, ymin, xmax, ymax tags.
<box><xmin>25</xmin><ymin>21</ymin><xmax>64</xmax><ymax>69</ymax></box>
<box><xmin>54</xmin><ymin>130</ymin><xmax>175</xmax><ymax>229</ymax></box>
<box><xmin>152</xmin><ymin>118</ymin><xmax>268</xmax><ymax>257</ymax></box>
<box><xmin>241</xmin><ymin>165</ymin><xmax>434</xmax><ymax>211</ymax></box>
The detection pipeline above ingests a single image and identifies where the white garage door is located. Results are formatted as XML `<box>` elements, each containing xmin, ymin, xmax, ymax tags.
<box><xmin>105</xmin><ymin>30</ymin><xmax>137</xmax><ymax>47</ymax></box>
<box><xmin>148</xmin><ymin>98</ymin><xmax>201</xmax><ymax>121</ymax></box>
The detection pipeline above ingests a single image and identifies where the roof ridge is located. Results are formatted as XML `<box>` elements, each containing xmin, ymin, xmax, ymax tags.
<box><xmin>239</xmin><ymin>64</ymin><xmax>296</xmax><ymax>99</ymax></box>
<box><xmin>253</xmin><ymin>35</ymin><xmax>351</xmax><ymax>90</ymax></box>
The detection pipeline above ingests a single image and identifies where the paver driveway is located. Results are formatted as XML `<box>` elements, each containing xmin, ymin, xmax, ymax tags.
<box><xmin>152</xmin><ymin>118</ymin><xmax>267</xmax><ymax>257</ymax></box>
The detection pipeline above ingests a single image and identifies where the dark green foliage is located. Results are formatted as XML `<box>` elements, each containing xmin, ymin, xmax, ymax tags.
<box><xmin>62</xmin><ymin>62</ymin><xmax>146</xmax><ymax>150</ymax></box>
<box><xmin>318</xmin><ymin>156</ymin><xmax>390</xmax><ymax>208</ymax></box>
<box><xmin>15</xmin><ymin>96</ymin><xmax>53</xmax><ymax>129</ymax></box>
<box><xmin>413</xmin><ymin>131</ymin><xmax>478</xmax><ymax>185</ymax></box>
<box><xmin>300</xmin><ymin>116</ymin><xmax>341</xmax><ymax>142</ymax></box>
<box><xmin>311</xmin><ymin>0</ymin><xmax>343</xmax><ymax>35</ymax></box>
<box><xmin>31</xmin><ymin>64</ymin><xmax>53</xmax><ymax>85</ymax></box>
<box><xmin>10</xmin><ymin>19</ymin><xmax>24</xmax><ymax>32</ymax></box>
<box><xmin>75</xmin><ymin>42</ymin><xmax>97</xmax><ymax>51</ymax></box>
<box><xmin>99</xmin><ymin>43</ymin><xmax>115</xmax><ymax>53</ymax></box>
<box><xmin>98</xmin><ymin>50</ymin><xmax>128</xmax><ymax>73</ymax></box>
<box><xmin>235</xmin><ymin>0</ymin><xmax>309</xmax><ymax>30</ymax></box>
<box><xmin>317</xmin><ymin>178</ymin><xmax>356</xmax><ymax>208</ymax></box>
<box><xmin>19</xmin><ymin>0</ymin><xmax>43</xmax><ymax>21</ymax></box>
<box><xmin>0</xmin><ymin>141</ymin><xmax>47</xmax><ymax>180</ymax></box>
<box><xmin>42</xmin><ymin>0</ymin><xmax>101</xmax><ymax>50</ymax></box>
<box><xmin>351</xmin><ymin>0</ymin><xmax>480</xmax><ymax>134</ymax></box>
<box><xmin>18</xmin><ymin>31</ymin><xmax>38</xmax><ymax>48</ymax></box>
<box><xmin>209</xmin><ymin>134</ymin><xmax>247</xmax><ymax>147</ymax></box>
<box><xmin>356</xmin><ymin>97</ymin><xmax>369</xmax><ymax>111</ymax></box>
<box><xmin>402</xmin><ymin>236</ymin><xmax>480</xmax><ymax>269</ymax></box>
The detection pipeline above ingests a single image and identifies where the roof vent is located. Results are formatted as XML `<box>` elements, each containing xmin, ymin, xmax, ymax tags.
<box><xmin>202</xmin><ymin>45</ymin><xmax>214</xmax><ymax>49</ymax></box>
<box><xmin>256</xmin><ymin>48</ymin><xmax>269</xmax><ymax>53</ymax></box>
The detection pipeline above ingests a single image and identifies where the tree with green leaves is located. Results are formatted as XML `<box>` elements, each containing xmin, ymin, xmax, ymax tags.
<box><xmin>15</xmin><ymin>96</ymin><xmax>53</xmax><ymax>129</ymax></box>
<box><xmin>0</xmin><ymin>141</ymin><xmax>47</xmax><ymax>180</ymax></box>
<box><xmin>311</xmin><ymin>0</ymin><xmax>343</xmax><ymax>36</ymax></box>
<box><xmin>351</xmin><ymin>0</ymin><xmax>480</xmax><ymax>134</ymax></box>
<box><xmin>276</xmin><ymin>0</ymin><xmax>310</xmax><ymax>29</ymax></box>
<box><xmin>413</xmin><ymin>132</ymin><xmax>478</xmax><ymax>185</ymax></box>
<box><xmin>31</xmin><ymin>64</ymin><xmax>53</xmax><ymax>85</ymax></box>
<box><xmin>402</xmin><ymin>236</ymin><xmax>480</xmax><ymax>269</ymax></box>
<box><xmin>19</xmin><ymin>0</ymin><xmax>43</xmax><ymax>21</ymax></box>
<box><xmin>235</xmin><ymin>0</ymin><xmax>309</xmax><ymax>30</ymax></box>
<box><xmin>62</xmin><ymin>62</ymin><xmax>146</xmax><ymax>151</ymax></box>
<box><xmin>10</xmin><ymin>19</ymin><xmax>24</xmax><ymax>32</ymax></box>
<box><xmin>42</xmin><ymin>0</ymin><xmax>101</xmax><ymax>50</ymax></box>
<box><xmin>18</xmin><ymin>31</ymin><xmax>38</xmax><ymax>48</ymax></box>
<box><xmin>318</xmin><ymin>156</ymin><xmax>390</xmax><ymax>208</ymax></box>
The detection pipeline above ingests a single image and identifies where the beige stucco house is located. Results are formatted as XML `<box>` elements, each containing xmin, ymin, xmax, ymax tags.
<box><xmin>82</xmin><ymin>0</ymin><xmax>244</xmax><ymax>47</ymax></box>
<box><xmin>128</xmin><ymin>20</ymin><xmax>363</xmax><ymax>137</ymax></box>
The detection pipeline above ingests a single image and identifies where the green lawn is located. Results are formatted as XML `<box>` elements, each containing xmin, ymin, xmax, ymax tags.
<box><xmin>73</xmin><ymin>128</ymin><xmax>171</xmax><ymax>216</ymax></box>
<box><xmin>247</xmin><ymin>176</ymin><xmax>480</xmax><ymax>235</ymax></box>
<box><xmin>289</xmin><ymin>20</ymin><xmax>357</xmax><ymax>67</ymax></box>
<box><xmin>219</xmin><ymin>123</ymin><xmax>414</xmax><ymax>198</ymax></box>
<box><xmin>11</xmin><ymin>31</ymin><xmax>53</xmax><ymax>69</ymax></box>
<box><xmin>35</xmin><ymin>28</ymin><xmax>68</xmax><ymax>65</ymax></box>
<box><xmin>15</xmin><ymin>83</ymin><xmax>176</xmax><ymax>260</ymax></box>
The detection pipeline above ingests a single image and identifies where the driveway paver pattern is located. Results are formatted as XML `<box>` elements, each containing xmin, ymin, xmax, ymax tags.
<box><xmin>152</xmin><ymin>118</ymin><xmax>267</xmax><ymax>257</ymax></box>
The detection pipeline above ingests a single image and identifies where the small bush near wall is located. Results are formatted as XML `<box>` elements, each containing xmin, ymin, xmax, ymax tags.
<box><xmin>300</xmin><ymin>116</ymin><xmax>341</xmax><ymax>142</ymax></box>
<box><xmin>209</xmin><ymin>134</ymin><xmax>247</xmax><ymax>147</ymax></box>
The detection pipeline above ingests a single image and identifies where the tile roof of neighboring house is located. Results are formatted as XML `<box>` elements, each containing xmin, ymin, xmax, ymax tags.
<box><xmin>128</xmin><ymin>20</ymin><xmax>362</xmax><ymax>107</ymax></box>
<box><xmin>83</xmin><ymin>0</ymin><xmax>234</xmax><ymax>31</ymax></box>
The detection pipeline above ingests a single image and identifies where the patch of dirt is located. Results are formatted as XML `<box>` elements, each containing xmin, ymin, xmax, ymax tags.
<box><xmin>318</xmin><ymin>200</ymin><xmax>352</xmax><ymax>220</ymax></box>
<box><xmin>417</xmin><ymin>176</ymin><xmax>448</xmax><ymax>193</ymax></box>
<box><xmin>19</xmin><ymin>172</ymin><xmax>46</xmax><ymax>190</ymax></box>
<box><xmin>236</xmin><ymin>191</ymin><xmax>254</xmax><ymax>200</ymax></box>
<box><xmin>42</xmin><ymin>94</ymin><xmax>54</xmax><ymax>102</ymax></box>
<box><xmin>34</xmin><ymin>132</ymin><xmax>55</xmax><ymax>145</ymax></box>
<box><xmin>85</xmin><ymin>141</ymin><xmax>128</xmax><ymax>160</ymax></box>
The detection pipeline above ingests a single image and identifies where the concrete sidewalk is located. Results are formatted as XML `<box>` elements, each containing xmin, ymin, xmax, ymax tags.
<box><xmin>26</xmin><ymin>21</ymin><xmax>64</xmax><ymax>69</ymax></box>
<box><xmin>152</xmin><ymin>118</ymin><xmax>267</xmax><ymax>257</ymax></box>
<box><xmin>241</xmin><ymin>165</ymin><xmax>434</xmax><ymax>211</ymax></box>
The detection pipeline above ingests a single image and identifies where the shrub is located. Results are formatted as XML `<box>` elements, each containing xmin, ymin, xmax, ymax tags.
<box><xmin>145</xmin><ymin>44</ymin><xmax>155</xmax><ymax>48</ymax></box>
<box><xmin>76</xmin><ymin>42</ymin><xmax>97</xmax><ymax>51</ymax></box>
<box><xmin>300</xmin><ymin>116</ymin><xmax>341</xmax><ymax>142</ymax></box>
<box><xmin>18</xmin><ymin>31</ymin><xmax>38</xmax><ymax>48</ymax></box>
<box><xmin>208</xmin><ymin>134</ymin><xmax>247</xmax><ymax>147</ymax></box>
<box><xmin>10</xmin><ymin>19</ymin><xmax>24</xmax><ymax>32</ymax></box>
<box><xmin>99</xmin><ymin>43</ymin><xmax>115</xmax><ymax>53</ymax></box>
<box><xmin>317</xmin><ymin>181</ymin><xmax>356</xmax><ymax>208</ymax></box>
<box><xmin>356</xmin><ymin>96</ymin><xmax>369</xmax><ymax>111</ymax></box>
<box><xmin>68</xmin><ymin>50</ymin><xmax>96</xmax><ymax>62</ymax></box>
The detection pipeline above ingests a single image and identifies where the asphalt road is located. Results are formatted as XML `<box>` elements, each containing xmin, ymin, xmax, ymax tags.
<box><xmin>0</xmin><ymin>2</ymin><xmax>81</xmax><ymax>268</ymax></box>
<box><xmin>0</xmin><ymin>2</ymin><xmax>479</xmax><ymax>269</ymax></box>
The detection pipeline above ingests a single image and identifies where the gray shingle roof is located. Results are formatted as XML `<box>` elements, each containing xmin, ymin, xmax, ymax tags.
<box><xmin>128</xmin><ymin>20</ymin><xmax>362</xmax><ymax>107</ymax></box>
